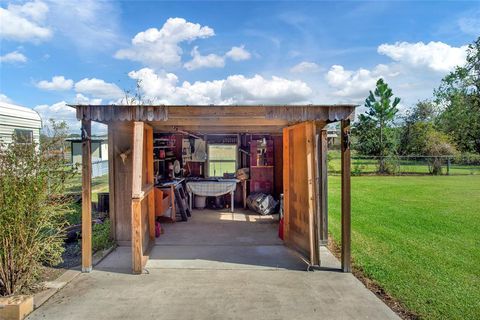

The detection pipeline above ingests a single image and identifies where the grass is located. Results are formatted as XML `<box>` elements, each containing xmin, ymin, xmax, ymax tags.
<box><xmin>66</xmin><ymin>173</ymin><xmax>109</xmax><ymax>202</ymax></box>
<box><xmin>328</xmin><ymin>175</ymin><xmax>480</xmax><ymax>320</ymax></box>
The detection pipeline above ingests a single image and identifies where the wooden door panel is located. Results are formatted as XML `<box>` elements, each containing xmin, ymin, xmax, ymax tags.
<box><xmin>283</xmin><ymin>121</ymin><xmax>319</xmax><ymax>265</ymax></box>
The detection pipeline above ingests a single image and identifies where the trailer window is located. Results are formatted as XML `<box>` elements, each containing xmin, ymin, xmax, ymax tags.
<box><xmin>208</xmin><ymin>144</ymin><xmax>237</xmax><ymax>177</ymax></box>
<box><xmin>14</xmin><ymin>129</ymin><xmax>33</xmax><ymax>143</ymax></box>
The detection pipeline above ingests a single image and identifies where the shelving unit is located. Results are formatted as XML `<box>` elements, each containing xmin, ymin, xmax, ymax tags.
<box><xmin>250</xmin><ymin>138</ymin><xmax>274</xmax><ymax>194</ymax></box>
<box><xmin>153</xmin><ymin>134</ymin><xmax>177</xmax><ymax>180</ymax></box>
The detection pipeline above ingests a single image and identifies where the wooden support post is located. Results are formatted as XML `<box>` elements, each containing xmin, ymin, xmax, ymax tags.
<box><xmin>145</xmin><ymin>126</ymin><xmax>155</xmax><ymax>242</ymax></box>
<box><xmin>107</xmin><ymin>125</ymin><xmax>116</xmax><ymax>240</ymax></box>
<box><xmin>131</xmin><ymin>199</ymin><xmax>143</xmax><ymax>274</ymax></box>
<box><xmin>132</xmin><ymin>122</ymin><xmax>144</xmax><ymax>198</ymax></box>
<box><xmin>306</xmin><ymin>122</ymin><xmax>320</xmax><ymax>266</ymax></box>
<box><xmin>81</xmin><ymin>119</ymin><xmax>92</xmax><ymax>273</ymax></box>
<box><xmin>282</xmin><ymin>127</ymin><xmax>290</xmax><ymax>243</ymax></box>
<box><xmin>318</xmin><ymin>129</ymin><xmax>328</xmax><ymax>246</ymax></box>
<box><xmin>131</xmin><ymin>122</ymin><xmax>144</xmax><ymax>274</ymax></box>
<box><xmin>341</xmin><ymin>119</ymin><xmax>352</xmax><ymax>272</ymax></box>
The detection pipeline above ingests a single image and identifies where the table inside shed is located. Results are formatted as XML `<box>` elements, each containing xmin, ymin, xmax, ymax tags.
<box><xmin>186</xmin><ymin>178</ymin><xmax>239</xmax><ymax>213</ymax></box>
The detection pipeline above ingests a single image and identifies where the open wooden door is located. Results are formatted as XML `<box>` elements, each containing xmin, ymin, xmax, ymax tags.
<box><xmin>283</xmin><ymin>121</ymin><xmax>320</xmax><ymax>266</ymax></box>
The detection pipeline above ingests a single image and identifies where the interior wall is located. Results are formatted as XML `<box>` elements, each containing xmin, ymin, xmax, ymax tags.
<box><xmin>273</xmin><ymin>135</ymin><xmax>283</xmax><ymax>199</ymax></box>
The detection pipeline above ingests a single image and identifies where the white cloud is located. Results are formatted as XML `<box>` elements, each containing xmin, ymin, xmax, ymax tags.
<box><xmin>325</xmin><ymin>64</ymin><xmax>394</xmax><ymax>101</ymax></box>
<box><xmin>184</xmin><ymin>46</ymin><xmax>225</xmax><ymax>70</ymax></box>
<box><xmin>225</xmin><ymin>45</ymin><xmax>251</xmax><ymax>61</ymax></box>
<box><xmin>0</xmin><ymin>51</ymin><xmax>27</xmax><ymax>63</ymax></box>
<box><xmin>36</xmin><ymin>75</ymin><xmax>73</xmax><ymax>91</ymax></box>
<box><xmin>0</xmin><ymin>93</ymin><xmax>13</xmax><ymax>103</ymax></box>
<box><xmin>378</xmin><ymin>41</ymin><xmax>468</xmax><ymax>72</ymax></box>
<box><xmin>290</xmin><ymin>61</ymin><xmax>321</xmax><ymax>73</ymax></box>
<box><xmin>115</xmin><ymin>17</ymin><xmax>215</xmax><ymax>69</ymax></box>
<box><xmin>75</xmin><ymin>78</ymin><xmax>123</xmax><ymax>100</ymax></box>
<box><xmin>128</xmin><ymin>68</ymin><xmax>312</xmax><ymax>104</ymax></box>
<box><xmin>34</xmin><ymin>100</ymin><xmax>78</xmax><ymax>130</ymax></box>
<box><xmin>221</xmin><ymin>74</ymin><xmax>312</xmax><ymax>104</ymax></box>
<box><xmin>74</xmin><ymin>93</ymin><xmax>102</xmax><ymax>105</ymax></box>
<box><xmin>34</xmin><ymin>100</ymin><xmax>106</xmax><ymax>134</ymax></box>
<box><xmin>0</xmin><ymin>1</ymin><xmax>52</xmax><ymax>42</ymax></box>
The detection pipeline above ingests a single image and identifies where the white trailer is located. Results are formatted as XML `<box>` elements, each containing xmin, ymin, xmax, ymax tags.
<box><xmin>0</xmin><ymin>102</ymin><xmax>42</xmax><ymax>145</ymax></box>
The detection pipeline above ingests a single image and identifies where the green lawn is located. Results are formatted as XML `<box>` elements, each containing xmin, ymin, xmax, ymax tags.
<box><xmin>328</xmin><ymin>175</ymin><xmax>480</xmax><ymax>319</ymax></box>
<box><xmin>66</xmin><ymin>173</ymin><xmax>109</xmax><ymax>202</ymax></box>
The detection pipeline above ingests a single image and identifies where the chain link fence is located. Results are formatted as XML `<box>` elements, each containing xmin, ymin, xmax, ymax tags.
<box><xmin>328</xmin><ymin>152</ymin><xmax>480</xmax><ymax>176</ymax></box>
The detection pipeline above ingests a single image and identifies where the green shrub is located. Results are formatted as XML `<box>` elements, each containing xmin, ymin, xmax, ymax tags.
<box><xmin>92</xmin><ymin>219</ymin><xmax>114</xmax><ymax>252</ymax></box>
<box><xmin>0</xmin><ymin>132</ymin><xmax>74</xmax><ymax>296</ymax></box>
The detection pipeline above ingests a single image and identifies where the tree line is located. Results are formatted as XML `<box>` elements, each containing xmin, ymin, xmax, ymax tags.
<box><xmin>353</xmin><ymin>37</ymin><xmax>480</xmax><ymax>174</ymax></box>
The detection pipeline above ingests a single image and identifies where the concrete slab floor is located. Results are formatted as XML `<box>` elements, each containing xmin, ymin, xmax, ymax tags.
<box><xmin>27</xmin><ymin>209</ymin><xmax>399</xmax><ymax>320</ymax></box>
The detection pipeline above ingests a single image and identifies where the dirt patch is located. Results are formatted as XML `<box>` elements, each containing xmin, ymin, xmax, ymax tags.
<box><xmin>327</xmin><ymin>237</ymin><xmax>420</xmax><ymax>320</ymax></box>
<box><xmin>22</xmin><ymin>242</ymin><xmax>81</xmax><ymax>295</ymax></box>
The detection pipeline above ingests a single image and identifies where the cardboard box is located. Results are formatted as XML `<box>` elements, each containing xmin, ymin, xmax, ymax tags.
<box><xmin>0</xmin><ymin>295</ymin><xmax>34</xmax><ymax>320</ymax></box>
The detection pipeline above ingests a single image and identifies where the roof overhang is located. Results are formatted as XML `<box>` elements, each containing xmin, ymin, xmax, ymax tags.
<box><xmin>70</xmin><ymin>104</ymin><xmax>357</xmax><ymax>134</ymax></box>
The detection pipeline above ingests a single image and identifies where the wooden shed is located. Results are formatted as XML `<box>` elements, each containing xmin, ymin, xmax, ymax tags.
<box><xmin>72</xmin><ymin>104</ymin><xmax>356</xmax><ymax>274</ymax></box>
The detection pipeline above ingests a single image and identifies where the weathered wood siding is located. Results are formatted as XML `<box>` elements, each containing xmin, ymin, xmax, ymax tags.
<box><xmin>111</xmin><ymin>122</ymin><xmax>134</xmax><ymax>244</ymax></box>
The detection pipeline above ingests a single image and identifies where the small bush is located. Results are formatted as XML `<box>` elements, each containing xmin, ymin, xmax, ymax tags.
<box><xmin>0</xmin><ymin>122</ymin><xmax>74</xmax><ymax>296</ymax></box>
<box><xmin>92</xmin><ymin>219</ymin><xmax>114</xmax><ymax>252</ymax></box>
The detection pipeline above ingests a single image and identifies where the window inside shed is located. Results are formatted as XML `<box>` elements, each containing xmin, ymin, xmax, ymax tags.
<box><xmin>14</xmin><ymin>129</ymin><xmax>33</xmax><ymax>143</ymax></box>
<box><xmin>208</xmin><ymin>144</ymin><xmax>237</xmax><ymax>177</ymax></box>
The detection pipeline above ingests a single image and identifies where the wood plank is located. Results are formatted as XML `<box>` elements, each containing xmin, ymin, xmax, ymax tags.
<box><xmin>107</xmin><ymin>124</ymin><xmax>116</xmax><ymax>240</ymax></box>
<box><xmin>73</xmin><ymin>105</ymin><xmax>356</xmax><ymax>123</ymax></box>
<box><xmin>145</xmin><ymin>125</ymin><xmax>155</xmax><ymax>241</ymax></box>
<box><xmin>282</xmin><ymin>127</ymin><xmax>290</xmax><ymax>244</ymax></box>
<box><xmin>305</xmin><ymin>121</ymin><xmax>320</xmax><ymax>266</ymax></box>
<box><xmin>131</xmin><ymin>199</ymin><xmax>143</xmax><ymax>274</ymax></box>
<box><xmin>318</xmin><ymin>127</ymin><xmax>328</xmax><ymax>245</ymax></box>
<box><xmin>131</xmin><ymin>122</ymin><xmax>144</xmax><ymax>198</ymax></box>
<box><xmin>150</xmin><ymin>118</ymin><xmax>289</xmax><ymax>126</ymax></box>
<box><xmin>81</xmin><ymin>119</ymin><xmax>92</xmax><ymax>272</ymax></box>
<box><xmin>112</xmin><ymin>122</ymin><xmax>133</xmax><ymax>243</ymax></box>
<box><xmin>148</xmin><ymin>192</ymin><xmax>155</xmax><ymax>241</ymax></box>
<box><xmin>273</xmin><ymin>136</ymin><xmax>283</xmax><ymax>199</ymax></box>
<box><xmin>341</xmin><ymin>119</ymin><xmax>352</xmax><ymax>272</ymax></box>
<box><xmin>151</xmin><ymin>125</ymin><xmax>285</xmax><ymax>134</ymax></box>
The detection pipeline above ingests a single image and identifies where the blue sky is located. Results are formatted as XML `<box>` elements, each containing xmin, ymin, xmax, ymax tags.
<box><xmin>0</xmin><ymin>0</ymin><xmax>479</xmax><ymax>132</ymax></box>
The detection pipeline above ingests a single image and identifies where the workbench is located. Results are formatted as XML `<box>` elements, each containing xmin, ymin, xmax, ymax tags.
<box><xmin>186</xmin><ymin>178</ymin><xmax>239</xmax><ymax>213</ymax></box>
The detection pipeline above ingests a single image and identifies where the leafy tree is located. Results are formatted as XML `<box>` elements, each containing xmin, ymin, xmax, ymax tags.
<box><xmin>353</xmin><ymin>78</ymin><xmax>400</xmax><ymax>173</ymax></box>
<box><xmin>435</xmin><ymin>37</ymin><xmax>480</xmax><ymax>153</ymax></box>
<box><xmin>399</xmin><ymin>100</ymin><xmax>439</xmax><ymax>155</ymax></box>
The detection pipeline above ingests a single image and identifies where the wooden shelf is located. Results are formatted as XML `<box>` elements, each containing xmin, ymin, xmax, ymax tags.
<box><xmin>154</xmin><ymin>157</ymin><xmax>176</xmax><ymax>162</ymax></box>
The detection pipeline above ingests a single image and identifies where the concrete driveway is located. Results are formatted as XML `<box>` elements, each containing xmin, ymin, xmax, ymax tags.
<box><xmin>28</xmin><ymin>210</ymin><xmax>399</xmax><ymax>320</ymax></box>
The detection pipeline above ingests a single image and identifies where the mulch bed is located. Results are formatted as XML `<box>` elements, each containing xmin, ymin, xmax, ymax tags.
<box><xmin>327</xmin><ymin>237</ymin><xmax>420</xmax><ymax>320</ymax></box>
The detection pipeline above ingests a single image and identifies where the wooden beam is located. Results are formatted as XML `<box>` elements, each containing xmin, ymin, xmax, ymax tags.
<box><xmin>318</xmin><ymin>128</ymin><xmax>328</xmax><ymax>245</ymax></box>
<box><xmin>306</xmin><ymin>121</ymin><xmax>320</xmax><ymax>266</ymax></box>
<box><xmin>150</xmin><ymin>118</ymin><xmax>289</xmax><ymax>126</ymax></box>
<box><xmin>145</xmin><ymin>126</ymin><xmax>155</xmax><ymax>242</ymax></box>
<box><xmin>81</xmin><ymin>119</ymin><xmax>92</xmax><ymax>273</ymax></box>
<box><xmin>341</xmin><ymin>119</ymin><xmax>352</xmax><ymax>272</ymax></box>
<box><xmin>131</xmin><ymin>121</ymin><xmax>145</xmax><ymax>274</ymax></box>
<box><xmin>131</xmin><ymin>122</ymin><xmax>144</xmax><ymax>198</ymax></box>
<box><xmin>151</xmin><ymin>125</ymin><xmax>285</xmax><ymax>134</ymax></box>
<box><xmin>131</xmin><ymin>199</ymin><xmax>143</xmax><ymax>274</ymax></box>
<box><xmin>107</xmin><ymin>125</ymin><xmax>116</xmax><ymax>241</ymax></box>
<box><xmin>282</xmin><ymin>127</ymin><xmax>290</xmax><ymax>244</ymax></box>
